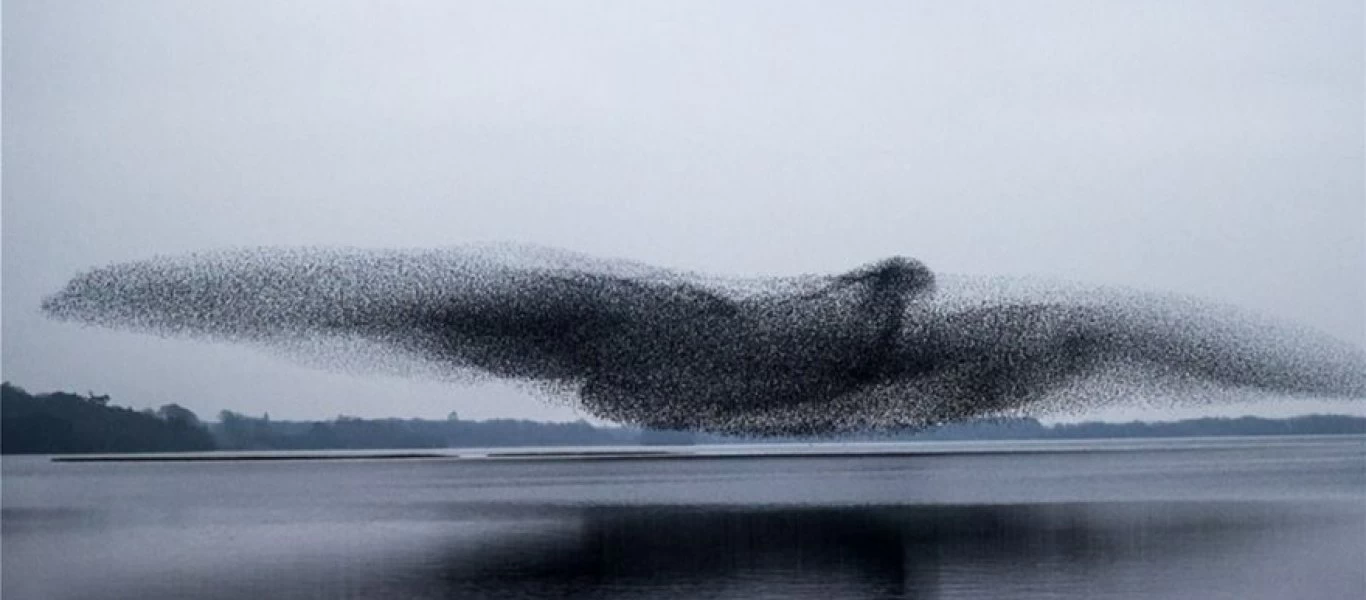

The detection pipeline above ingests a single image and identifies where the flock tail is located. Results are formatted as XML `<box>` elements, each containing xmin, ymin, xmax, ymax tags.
<box><xmin>42</xmin><ymin>245</ymin><xmax>1366</xmax><ymax>435</ymax></box>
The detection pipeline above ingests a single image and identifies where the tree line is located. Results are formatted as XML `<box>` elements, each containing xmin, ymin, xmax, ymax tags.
<box><xmin>2</xmin><ymin>382</ymin><xmax>215</xmax><ymax>453</ymax></box>
<box><xmin>212</xmin><ymin>410</ymin><xmax>640</xmax><ymax>450</ymax></box>
<box><xmin>2</xmin><ymin>381</ymin><xmax>1363</xmax><ymax>454</ymax></box>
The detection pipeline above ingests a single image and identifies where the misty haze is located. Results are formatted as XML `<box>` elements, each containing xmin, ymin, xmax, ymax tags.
<box><xmin>3</xmin><ymin>1</ymin><xmax>1363</xmax><ymax>599</ymax></box>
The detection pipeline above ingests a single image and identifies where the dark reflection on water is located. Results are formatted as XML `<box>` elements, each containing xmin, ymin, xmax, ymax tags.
<box><xmin>440</xmin><ymin>505</ymin><xmax>924</xmax><ymax>599</ymax></box>
<box><xmin>4</xmin><ymin>438</ymin><xmax>1365</xmax><ymax>599</ymax></box>
<box><xmin>420</xmin><ymin>502</ymin><xmax>1356</xmax><ymax>600</ymax></box>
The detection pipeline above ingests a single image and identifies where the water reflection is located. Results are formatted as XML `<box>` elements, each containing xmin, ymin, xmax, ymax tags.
<box><xmin>5</xmin><ymin>440</ymin><xmax>1364</xmax><ymax>600</ymax></box>
<box><xmin>418</xmin><ymin>502</ymin><xmax>1355</xmax><ymax>600</ymax></box>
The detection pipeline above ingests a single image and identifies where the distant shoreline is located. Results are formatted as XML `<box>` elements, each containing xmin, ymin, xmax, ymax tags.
<box><xmin>7</xmin><ymin>381</ymin><xmax>1364</xmax><ymax>456</ymax></box>
<box><xmin>41</xmin><ymin>433</ymin><xmax>1365</xmax><ymax>463</ymax></box>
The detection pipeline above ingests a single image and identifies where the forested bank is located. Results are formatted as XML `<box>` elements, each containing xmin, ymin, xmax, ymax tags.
<box><xmin>3</xmin><ymin>382</ymin><xmax>1363</xmax><ymax>454</ymax></box>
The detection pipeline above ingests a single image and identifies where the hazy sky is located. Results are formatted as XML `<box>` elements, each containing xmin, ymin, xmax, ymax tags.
<box><xmin>3</xmin><ymin>1</ymin><xmax>1363</xmax><ymax>422</ymax></box>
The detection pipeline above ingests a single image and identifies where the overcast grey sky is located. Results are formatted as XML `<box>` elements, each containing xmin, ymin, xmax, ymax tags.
<box><xmin>3</xmin><ymin>0</ymin><xmax>1363</xmax><ymax>422</ymax></box>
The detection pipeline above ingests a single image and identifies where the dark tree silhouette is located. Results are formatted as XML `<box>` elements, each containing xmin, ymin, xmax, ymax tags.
<box><xmin>1</xmin><ymin>382</ymin><xmax>215</xmax><ymax>454</ymax></box>
<box><xmin>3</xmin><ymin>381</ymin><xmax>1362</xmax><ymax>454</ymax></box>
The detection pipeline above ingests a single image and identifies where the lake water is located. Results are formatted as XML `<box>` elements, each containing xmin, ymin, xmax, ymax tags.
<box><xmin>3</xmin><ymin>436</ymin><xmax>1364</xmax><ymax>599</ymax></box>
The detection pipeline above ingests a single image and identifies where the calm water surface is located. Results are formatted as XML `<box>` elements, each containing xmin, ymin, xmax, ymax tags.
<box><xmin>3</xmin><ymin>436</ymin><xmax>1364</xmax><ymax>599</ymax></box>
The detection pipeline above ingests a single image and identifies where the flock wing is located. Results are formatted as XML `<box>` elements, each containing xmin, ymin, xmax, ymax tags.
<box><xmin>42</xmin><ymin>245</ymin><xmax>1366</xmax><ymax>435</ymax></box>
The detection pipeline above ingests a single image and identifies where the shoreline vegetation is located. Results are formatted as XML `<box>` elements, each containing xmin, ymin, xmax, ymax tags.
<box><xmin>3</xmin><ymin>382</ymin><xmax>1364</xmax><ymax>455</ymax></box>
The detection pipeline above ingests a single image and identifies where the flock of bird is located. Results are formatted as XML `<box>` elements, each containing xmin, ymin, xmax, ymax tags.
<box><xmin>43</xmin><ymin>244</ymin><xmax>1365</xmax><ymax>435</ymax></box>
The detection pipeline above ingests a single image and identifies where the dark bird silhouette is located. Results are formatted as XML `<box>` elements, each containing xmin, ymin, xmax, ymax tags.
<box><xmin>42</xmin><ymin>245</ymin><xmax>1366</xmax><ymax>435</ymax></box>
